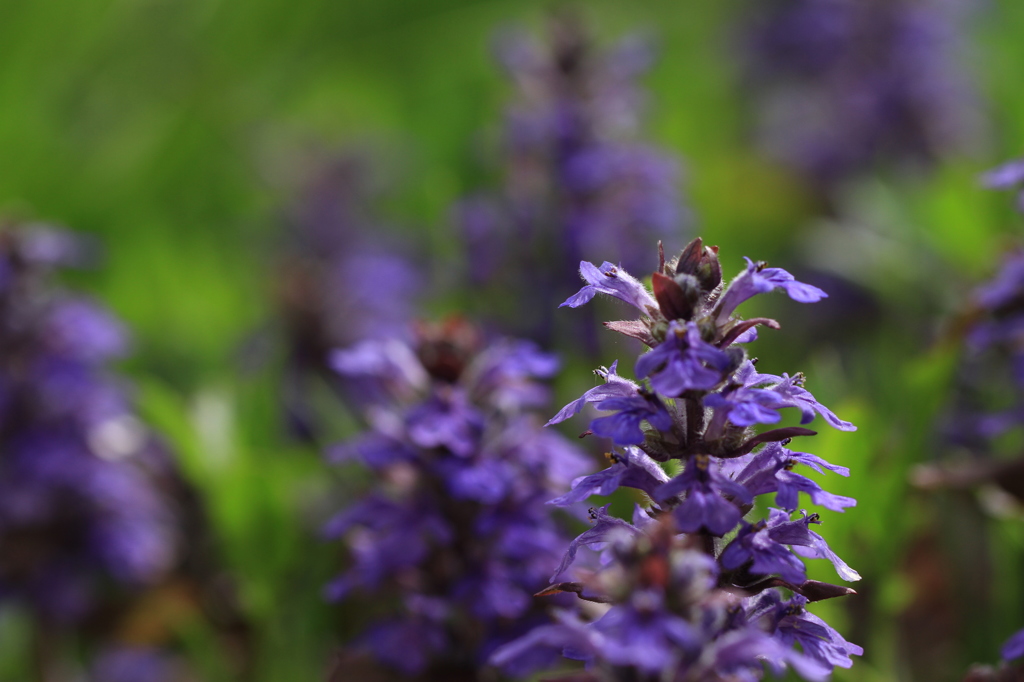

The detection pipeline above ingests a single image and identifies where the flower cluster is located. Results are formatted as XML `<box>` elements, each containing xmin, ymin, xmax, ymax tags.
<box><xmin>455</xmin><ymin>14</ymin><xmax>685</xmax><ymax>343</ymax></box>
<box><xmin>275</xmin><ymin>154</ymin><xmax>423</xmax><ymax>440</ymax></box>
<box><xmin>738</xmin><ymin>0</ymin><xmax>976</xmax><ymax>193</ymax></box>
<box><xmin>946</xmin><ymin>243</ymin><xmax>1024</xmax><ymax>674</ymax></box>
<box><xmin>325</xmin><ymin>317</ymin><xmax>590</xmax><ymax>678</ymax></box>
<box><xmin>0</xmin><ymin>227</ymin><xmax>177</xmax><ymax>623</ymax></box>
<box><xmin>936</xmin><ymin>183</ymin><xmax>1024</xmax><ymax>453</ymax></box>
<box><xmin>493</xmin><ymin>239</ymin><xmax>861</xmax><ymax>680</ymax></box>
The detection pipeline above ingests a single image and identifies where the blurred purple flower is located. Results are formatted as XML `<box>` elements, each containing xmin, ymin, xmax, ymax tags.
<box><xmin>1003</xmin><ymin>628</ymin><xmax>1024</xmax><ymax>661</ymax></box>
<box><xmin>739</xmin><ymin>0</ymin><xmax>979</xmax><ymax>193</ymax></box>
<box><xmin>275</xmin><ymin>153</ymin><xmax>424</xmax><ymax>440</ymax></box>
<box><xmin>325</xmin><ymin>318</ymin><xmax>589</xmax><ymax>677</ymax></box>
<box><xmin>453</xmin><ymin>15</ymin><xmax>688</xmax><ymax>344</ymax></box>
<box><xmin>0</xmin><ymin>227</ymin><xmax>178</xmax><ymax>625</ymax></box>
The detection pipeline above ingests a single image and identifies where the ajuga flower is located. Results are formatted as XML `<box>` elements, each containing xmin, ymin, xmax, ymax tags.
<box><xmin>325</xmin><ymin>318</ymin><xmax>590</xmax><ymax>679</ymax></box>
<box><xmin>493</xmin><ymin>239</ymin><xmax>861</xmax><ymax>681</ymax></box>
<box><xmin>739</xmin><ymin>0</ymin><xmax>977</xmax><ymax>194</ymax></box>
<box><xmin>0</xmin><ymin>227</ymin><xmax>177</xmax><ymax>623</ymax></box>
<box><xmin>454</xmin><ymin>14</ymin><xmax>687</xmax><ymax>344</ymax></box>
<box><xmin>923</xmin><ymin>243</ymin><xmax>1024</xmax><ymax>672</ymax></box>
<box><xmin>275</xmin><ymin>153</ymin><xmax>422</xmax><ymax>440</ymax></box>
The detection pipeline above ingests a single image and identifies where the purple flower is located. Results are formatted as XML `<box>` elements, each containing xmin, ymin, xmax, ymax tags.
<box><xmin>774</xmin><ymin>468</ymin><xmax>857</xmax><ymax>514</ymax></box>
<box><xmin>452</xmin><ymin>17</ymin><xmax>688</xmax><ymax>344</ymax></box>
<box><xmin>765</xmin><ymin>509</ymin><xmax>861</xmax><ymax>582</ymax></box>
<box><xmin>590</xmin><ymin>591</ymin><xmax>699</xmax><ymax>672</ymax></box>
<box><xmin>0</xmin><ymin>227</ymin><xmax>179</xmax><ymax>624</ymax></box>
<box><xmin>590</xmin><ymin>392</ymin><xmax>673</xmax><ymax>445</ymax></box>
<box><xmin>406</xmin><ymin>390</ymin><xmax>484</xmax><ymax>457</ymax></box>
<box><xmin>325</xmin><ymin>322</ymin><xmax>590</xmax><ymax>675</ymax></box>
<box><xmin>330</xmin><ymin>337</ymin><xmax>429</xmax><ymax>404</ymax></box>
<box><xmin>715</xmin><ymin>258</ymin><xmax>827</xmax><ymax>324</ymax></box>
<box><xmin>655</xmin><ymin>455</ymin><xmax>753</xmax><ymax>536</ymax></box>
<box><xmin>756</xmin><ymin>593</ymin><xmax>863</xmax><ymax>673</ymax></box>
<box><xmin>560</xmin><ymin>260</ymin><xmax>658</xmax><ymax>312</ymax></box>
<box><xmin>1003</xmin><ymin>628</ymin><xmax>1024</xmax><ymax>661</ymax></box>
<box><xmin>467</xmin><ymin>339</ymin><xmax>559</xmax><ymax>410</ymax></box>
<box><xmin>736</xmin><ymin>443</ymin><xmax>856</xmax><ymax>514</ymax></box>
<box><xmin>548</xmin><ymin>446</ymin><xmax>670</xmax><ymax>506</ymax></box>
<box><xmin>636</xmin><ymin>321</ymin><xmax>732</xmax><ymax>396</ymax></box>
<box><xmin>768</xmin><ymin>373</ymin><xmax>857</xmax><ymax>431</ymax></box>
<box><xmin>704</xmin><ymin>360</ymin><xmax>857</xmax><ymax>435</ymax></box>
<box><xmin>547</xmin><ymin>361</ymin><xmax>639</xmax><ymax>426</ymax></box>
<box><xmin>704</xmin><ymin>388</ymin><xmax>784</xmax><ymax>427</ymax></box>
<box><xmin>489</xmin><ymin>609</ymin><xmax>599</xmax><ymax>677</ymax></box>
<box><xmin>551</xmin><ymin>504</ymin><xmax>641</xmax><ymax>580</ymax></box>
<box><xmin>720</xmin><ymin>520</ymin><xmax>809</xmax><ymax>585</ymax></box>
<box><xmin>503</xmin><ymin>240</ymin><xmax>859</xmax><ymax>680</ymax></box>
<box><xmin>739</xmin><ymin>0</ymin><xmax>978</xmax><ymax>191</ymax></box>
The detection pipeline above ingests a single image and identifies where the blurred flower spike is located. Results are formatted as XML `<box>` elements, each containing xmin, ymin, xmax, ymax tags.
<box><xmin>740</xmin><ymin>0</ymin><xmax>978</xmax><ymax>194</ymax></box>
<box><xmin>324</xmin><ymin>317</ymin><xmax>591</xmax><ymax>678</ymax></box>
<box><xmin>0</xmin><ymin>225</ymin><xmax>178</xmax><ymax>624</ymax></box>
<box><xmin>455</xmin><ymin>12</ymin><xmax>687</xmax><ymax>343</ymax></box>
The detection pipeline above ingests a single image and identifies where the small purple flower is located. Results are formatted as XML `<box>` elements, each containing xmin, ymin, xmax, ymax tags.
<box><xmin>330</xmin><ymin>337</ymin><xmax>429</xmax><ymax>401</ymax></box>
<box><xmin>715</xmin><ymin>258</ymin><xmax>827</xmax><ymax>324</ymax></box>
<box><xmin>704</xmin><ymin>387</ymin><xmax>784</xmax><ymax>427</ymax></box>
<box><xmin>546</xmin><ymin>361</ymin><xmax>639</xmax><ymax>426</ymax></box>
<box><xmin>560</xmin><ymin>260</ymin><xmax>658</xmax><ymax>313</ymax></box>
<box><xmin>737</xmin><ymin>443</ymin><xmax>855</xmax><ymax>514</ymax></box>
<box><xmin>636</xmin><ymin>321</ymin><xmax>732</xmax><ymax>396</ymax></box>
<box><xmin>769</xmin><ymin>373</ymin><xmax>857</xmax><ymax>431</ymax></box>
<box><xmin>655</xmin><ymin>455</ymin><xmax>753</xmax><ymax>536</ymax></box>
<box><xmin>756</xmin><ymin>593</ymin><xmax>864</xmax><ymax>673</ymax></box>
<box><xmin>590</xmin><ymin>392</ymin><xmax>673</xmax><ymax>445</ymax></box>
<box><xmin>775</xmin><ymin>468</ymin><xmax>857</xmax><ymax>514</ymax></box>
<box><xmin>406</xmin><ymin>390</ymin><xmax>484</xmax><ymax>457</ymax></box>
<box><xmin>765</xmin><ymin>509</ymin><xmax>861</xmax><ymax>582</ymax></box>
<box><xmin>551</xmin><ymin>504</ymin><xmax>641</xmax><ymax>580</ymax></box>
<box><xmin>548</xmin><ymin>446</ymin><xmax>670</xmax><ymax>506</ymax></box>
<box><xmin>489</xmin><ymin>609</ymin><xmax>599</xmax><ymax>677</ymax></box>
<box><xmin>467</xmin><ymin>339</ymin><xmax>560</xmax><ymax>410</ymax></box>
<box><xmin>590</xmin><ymin>591</ymin><xmax>699</xmax><ymax>672</ymax></box>
<box><xmin>720</xmin><ymin>520</ymin><xmax>809</xmax><ymax>586</ymax></box>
